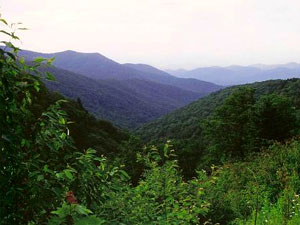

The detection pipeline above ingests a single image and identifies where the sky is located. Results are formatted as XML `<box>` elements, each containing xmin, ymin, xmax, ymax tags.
<box><xmin>1</xmin><ymin>0</ymin><xmax>300</xmax><ymax>69</ymax></box>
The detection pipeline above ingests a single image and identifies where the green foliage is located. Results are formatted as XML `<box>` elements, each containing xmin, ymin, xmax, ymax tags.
<box><xmin>0</xmin><ymin>20</ymin><xmax>60</xmax><ymax>224</ymax></box>
<box><xmin>196</xmin><ymin>139</ymin><xmax>300</xmax><ymax>224</ymax></box>
<box><xmin>253</xmin><ymin>94</ymin><xmax>298</xmax><ymax>142</ymax></box>
<box><xmin>48</xmin><ymin>203</ymin><xmax>98</xmax><ymax>225</ymax></box>
<box><xmin>0</xmin><ymin>18</ymin><xmax>126</xmax><ymax>225</ymax></box>
<box><xmin>0</xmin><ymin>21</ymin><xmax>210</xmax><ymax>225</ymax></box>
<box><xmin>94</xmin><ymin>143</ymin><xmax>210</xmax><ymax>225</ymax></box>
<box><xmin>138</xmin><ymin>80</ymin><xmax>300</xmax><ymax>177</ymax></box>
<box><xmin>19</xmin><ymin>49</ymin><xmax>221</xmax><ymax>129</ymax></box>
<box><xmin>203</xmin><ymin>87</ymin><xmax>256</xmax><ymax>160</ymax></box>
<box><xmin>203</xmin><ymin>88</ymin><xmax>298</xmax><ymax>163</ymax></box>
<box><xmin>32</xmin><ymin>88</ymin><xmax>130</xmax><ymax>158</ymax></box>
<box><xmin>3</xmin><ymin>15</ymin><xmax>300</xmax><ymax>225</ymax></box>
<box><xmin>32</xmin><ymin>64</ymin><xmax>203</xmax><ymax>130</ymax></box>
<box><xmin>135</xmin><ymin>79</ymin><xmax>300</xmax><ymax>224</ymax></box>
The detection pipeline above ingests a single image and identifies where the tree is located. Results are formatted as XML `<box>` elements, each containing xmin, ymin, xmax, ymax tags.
<box><xmin>0</xmin><ymin>18</ymin><xmax>109</xmax><ymax>225</ymax></box>
<box><xmin>204</xmin><ymin>87</ymin><xmax>256</xmax><ymax>160</ymax></box>
<box><xmin>253</xmin><ymin>94</ymin><xmax>298</xmax><ymax>143</ymax></box>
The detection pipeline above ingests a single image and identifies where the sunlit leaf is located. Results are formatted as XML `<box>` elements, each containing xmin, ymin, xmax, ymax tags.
<box><xmin>34</xmin><ymin>57</ymin><xmax>46</xmax><ymax>63</ymax></box>
<box><xmin>45</xmin><ymin>72</ymin><xmax>56</xmax><ymax>81</ymax></box>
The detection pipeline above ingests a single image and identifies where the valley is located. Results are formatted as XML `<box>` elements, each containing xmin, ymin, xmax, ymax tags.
<box><xmin>2</xmin><ymin>3</ymin><xmax>300</xmax><ymax>223</ymax></box>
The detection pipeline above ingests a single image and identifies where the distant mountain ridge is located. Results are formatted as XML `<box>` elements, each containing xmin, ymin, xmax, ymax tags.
<box><xmin>124</xmin><ymin>63</ymin><xmax>221</xmax><ymax>94</ymax></box>
<box><xmin>251</xmin><ymin>62</ymin><xmax>300</xmax><ymax>70</ymax></box>
<box><xmin>15</xmin><ymin>48</ymin><xmax>222</xmax><ymax>128</ymax></box>
<box><xmin>167</xmin><ymin>63</ymin><xmax>300</xmax><ymax>86</ymax></box>
<box><xmin>18</xmin><ymin>49</ymin><xmax>222</xmax><ymax>94</ymax></box>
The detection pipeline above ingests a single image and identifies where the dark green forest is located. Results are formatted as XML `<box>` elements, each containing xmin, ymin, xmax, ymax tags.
<box><xmin>2</xmin><ymin>18</ymin><xmax>300</xmax><ymax>225</ymax></box>
<box><xmin>18</xmin><ymin>49</ymin><xmax>221</xmax><ymax>130</ymax></box>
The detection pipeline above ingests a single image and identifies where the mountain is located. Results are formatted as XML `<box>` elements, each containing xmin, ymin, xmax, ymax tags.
<box><xmin>251</xmin><ymin>62</ymin><xmax>300</xmax><ymax>70</ymax></box>
<box><xmin>21</xmin><ymin>50</ymin><xmax>149</xmax><ymax>80</ymax></box>
<box><xmin>136</xmin><ymin>78</ymin><xmax>300</xmax><ymax>143</ymax></box>
<box><xmin>124</xmin><ymin>63</ymin><xmax>221</xmax><ymax>94</ymax></box>
<box><xmin>165</xmin><ymin>68</ymin><xmax>188</xmax><ymax>75</ymax></box>
<box><xmin>123</xmin><ymin>63</ymin><xmax>174</xmax><ymax>78</ymax></box>
<box><xmin>167</xmin><ymin>64</ymin><xmax>300</xmax><ymax>86</ymax></box>
<box><xmin>136</xmin><ymin>78</ymin><xmax>300</xmax><ymax>177</ymax></box>
<box><xmin>18</xmin><ymin>49</ymin><xmax>222</xmax><ymax>94</ymax></box>
<box><xmin>15</xmin><ymin>48</ymin><xmax>222</xmax><ymax>128</ymax></box>
<box><xmin>40</xmin><ymin>65</ymin><xmax>203</xmax><ymax>129</ymax></box>
<box><xmin>34</xmin><ymin>85</ymin><xmax>129</xmax><ymax>157</ymax></box>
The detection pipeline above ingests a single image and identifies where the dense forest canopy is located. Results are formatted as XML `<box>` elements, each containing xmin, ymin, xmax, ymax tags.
<box><xmin>1</xmin><ymin>17</ymin><xmax>300</xmax><ymax>225</ymax></box>
<box><xmin>16</xmin><ymin>49</ymin><xmax>221</xmax><ymax>129</ymax></box>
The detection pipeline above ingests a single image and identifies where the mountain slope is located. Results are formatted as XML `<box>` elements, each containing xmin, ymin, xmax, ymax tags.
<box><xmin>34</xmin><ymin>86</ymin><xmax>129</xmax><ymax>156</ymax></box>
<box><xmin>136</xmin><ymin>78</ymin><xmax>300</xmax><ymax>178</ymax></box>
<box><xmin>168</xmin><ymin>64</ymin><xmax>300</xmax><ymax>86</ymax></box>
<box><xmin>136</xmin><ymin>78</ymin><xmax>300</xmax><ymax>142</ymax></box>
<box><xmin>19</xmin><ymin>49</ymin><xmax>222</xmax><ymax>94</ymax></box>
<box><xmin>124</xmin><ymin>63</ymin><xmax>221</xmax><ymax>94</ymax></box>
<box><xmin>19</xmin><ymin>49</ymin><xmax>140</xmax><ymax>80</ymax></box>
<box><xmin>40</xmin><ymin>65</ymin><xmax>203</xmax><ymax>129</ymax></box>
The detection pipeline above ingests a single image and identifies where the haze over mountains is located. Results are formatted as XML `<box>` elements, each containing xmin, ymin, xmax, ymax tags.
<box><xmin>17</xmin><ymin>48</ymin><xmax>300</xmax><ymax>130</ymax></box>
<box><xmin>20</xmin><ymin>50</ymin><xmax>221</xmax><ymax>95</ymax></box>
<box><xmin>167</xmin><ymin>63</ymin><xmax>300</xmax><ymax>86</ymax></box>
<box><xmin>18</xmin><ymin>49</ymin><xmax>221</xmax><ymax>129</ymax></box>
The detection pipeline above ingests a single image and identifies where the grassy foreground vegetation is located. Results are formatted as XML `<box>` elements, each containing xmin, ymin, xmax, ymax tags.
<box><xmin>2</xmin><ymin>18</ymin><xmax>300</xmax><ymax>225</ymax></box>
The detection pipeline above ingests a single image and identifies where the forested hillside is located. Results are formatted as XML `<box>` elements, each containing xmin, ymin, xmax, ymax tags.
<box><xmin>137</xmin><ymin>78</ymin><xmax>300</xmax><ymax>175</ymax></box>
<box><xmin>0</xmin><ymin>35</ymin><xmax>211</xmax><ymax>224</ymax></box>
<box><xmin>40</xmin><ymin>65</ymin><xmax>202</xmax><ymax>129</ymax></box>
<box><xmin>32</xmin><ymin>85</ymin><xmax>129</xmax><ymax>157</ymax></box>
<box><xmin>12</xmin><ymin>49</ymin><xmax>223</xmax><ymax>129</ymax></box>
<box><xmin>137</xmin><ymin>79</ymin><xmax>300</xmax><ymax>141</ymax></box>
<box><xmin>3</xmin><ymin>17</ymin><xmax>300</xmax><ymax>225</ymax></box>
<box><xmin>18</xmin><ymin>49</ymin><xmax>222</xmax><ymax>94</ymax></box>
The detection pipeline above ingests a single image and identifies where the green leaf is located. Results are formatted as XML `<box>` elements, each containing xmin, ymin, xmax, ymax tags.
<box><xmin>60</xmin><ymin>132</ymin><xmax>67</xmax><ymax>140</ymax></box>
<box><xmin>45</xmin><ymin>72</ymin><xmax>56</xmax><ymax>81</ymax></box>
<box><xmin>19</xmin><ymin>57</ymin><xmax>25</xmax><ymax>64</ymax></box>
<box><xmin>119</xmin><ymin>170</ymin><xmax>130</xmax><ymax>179</ymax></box>
<box><xmin>75</xmin><ymin>216</ymin><xmax>105</xmax><ymax>225</ymax></box>
<box><xmin>64</xmin><ymin>170</ymin><xmax>73</xmax><ymax>180</ymax></box>
<box><xmin>47</xmin><ymin>57</ymin><xmax>55</xmax><ymax>65</ymax></box>
<box><xmin>21</xmin><ymin>139</ymin><xmax>26</xmax><ymax>147</ymax></box>
<box><xmin>33</xmin><ymin>81</ymin><xmax>40</xmax><ymax>92</ymax></box>
<box><xmin>59</xmin><ymin>117</ymin><xmax>65</xmax><ymax>125</ymax></box>
<box><xmin>43</xmin><ymin>165</ymin><xmax>49</xmax><ymax>173</ymax></box>
<box><xmin>37</xmin><ymin>175</ymin><xmax>44</xmax><ymax>181</ymax></box>
<box><xmin>56</xmin><ymin>173</ymin><xmax>63</xmax><ymax>179</ymax></box>
<box><xmin>6</xmin><ymin>52</ymin><xmax>16</xmax><ymax>60</ymax></box>
<box><xmin>74</xmin><ymin>205</ymin><xmax>92</xmax><ymax>216</ymax></box>
<box><xmin>34</xmin><ymin>57</ymin><xmax>46</xmax><ymax>63</ymax></box>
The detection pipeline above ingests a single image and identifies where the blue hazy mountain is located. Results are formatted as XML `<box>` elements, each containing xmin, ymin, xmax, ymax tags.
<box><xmin>19</xmin><ymin>49</ymin><xmax>221</xmax><ymax>94</ymax></box>
<box><xmin>17</xmin><ymin>49</ymin><xmax>223</xmax><ymax>129</ymax></box>
<box><xmin>167</xmin><ymin>63</ymin><xmax>300</xmax><ymax>86</ymax></box>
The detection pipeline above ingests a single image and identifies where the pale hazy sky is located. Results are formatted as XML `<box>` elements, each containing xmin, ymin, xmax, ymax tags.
<box><xmin>1</xmin><ymin>0</ymin><xmax>300</xmax><ymax>69</ymax></box>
